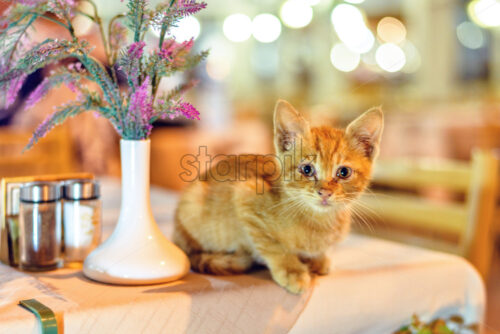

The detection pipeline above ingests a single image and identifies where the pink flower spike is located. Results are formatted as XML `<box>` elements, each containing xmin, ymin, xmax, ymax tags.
<box><xmin>66</xmin><ymin>82</ymin><xmax>78</xmax><ymax>93</ymax></box>
<box><xmin>127</xmin><ymin>41</ymin><xmax>146</xmax><ymax>60</ymax></box>
<box><xmin>159</xmin><ymin>39</ymin><xmax>194</xmax><ymax>66</ymax></box>
<box><xmin>175</xmin><ymin>101</ymin><xmax>200</xmax><ymax>120</ymax></box>
<box><xmin>5</xmin><ymin>74</ymin><xmax>27</xmax><ymax>108</ymax></box>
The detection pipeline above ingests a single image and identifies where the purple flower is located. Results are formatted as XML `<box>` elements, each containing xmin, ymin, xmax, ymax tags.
<box><xmin>68</xmin><ymin>62</ymin><xmax>84</xmax><ymax>72</ymax></box>
<box><xmin>25</xmin><ymin>77</ymin><xmax>50</xmax><ymax>110</ymax></box>
<box><xmin>17</xmin><ymin>0</ymin><xmax>40</xmax><ymax>6</ymax></box>
<box><xmin>159</xmin><ymin>39</ymin><xmax>194</xmax><ymax>66</ymax></box>
<box><xmin>5</xmin><ymin>74</ymin><xmax>27</xmax><ymax>108</ymax></box>
<box><xmin>173</xmin><ymin>0</ymin><xmax>207</xmax><ymax>16</ymax></box>
<box><xmin>110</xmin><ymin>22</ymin><xmax>128</xmax><ymax>51</ymax></box>
<box><xmin>28</xmin><ymin>110</ymin><xmax>55</xmax><ymax>148</ymax></box>
<box><xmin>175</xmin><ymin>100</ymin><xmax>200</xmax><ymax>120</ymax></box>
<box><xmin>24</xmin><ymin>73</ymin><xmax>81</xmax><ymax>110</ymax></box>
<box><xmin>127</xmin><ymin>41</ymin><xmax>146</xmax><ymax>60</ymax></box>
<box><xmin>34</xmin><ymin>41</ymin><xmax>66</xmax><ymax>59</ymax></box>
<box><xmin>129</xmin><ymin>76</ymin><xmax>152</xmax><ymax>120</ymax></box>
<box><xmin>127</xmin><ymin>76</ymin><xmax>154</xmax><ymax>137</ymax></box>
<box><xmin>47</xmin><ymin>0</ymin><xmax>77</xmax><ymax>18</ymax></box>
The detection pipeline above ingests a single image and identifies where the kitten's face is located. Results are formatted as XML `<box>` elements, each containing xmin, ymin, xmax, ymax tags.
<box><xmin>273</xmin><ymin>100</ymin><xmax>383</xmax><ymax>213</ymax></box>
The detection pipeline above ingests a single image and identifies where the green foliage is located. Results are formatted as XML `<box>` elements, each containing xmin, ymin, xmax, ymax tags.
<box><xmin>25</xmin><ymin>95</ymin><xmax>100</xmax><ymax>150</ymax></box>
<box><xmin>126</xmin><ymin>0</ymin><xmax>149</xmax><ymax>42</ymax></box>
<box><xmin>394</xmin><ymin>314</ymin><xmax>478</xmax><ymax>334</ymax></box>
<box><xmin>0</xmin><ymin>39</ymin><xmax>90</xmax><ymax>87</ymax></box>
<box><xmin>151</xmin><ymin>49</ymin><xmax>208</xmax><ymax>78</ymax></box>
<box><xmin>0</xmin><ymin>0</ymin><xmax>207</xmax><ymax>148</ymax></box>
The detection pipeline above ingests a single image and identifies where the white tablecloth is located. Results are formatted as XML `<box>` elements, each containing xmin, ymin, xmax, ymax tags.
<box><xmin>99</xmin><ymin>178</ymin><xmax>485</xmax><ymax>333</ymax></box>
<box><xmin>0</xmin><ymin>178</ymin><xmax>486</xmax><ymax>333</ymax></box>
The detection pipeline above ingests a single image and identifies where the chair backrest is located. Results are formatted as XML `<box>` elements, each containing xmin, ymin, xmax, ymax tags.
<box><xmin>0</xmin><ymin>126</ymin><xmax>76</xmax><ymax>178</ymax></box>
<box><xmin>355</xmin><ymin>149</ymin><xmax>499</xmax><ymax>278</ymax></box>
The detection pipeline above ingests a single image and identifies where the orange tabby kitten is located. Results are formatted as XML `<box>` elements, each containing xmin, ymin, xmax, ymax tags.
<box><xmin>174</xmin><ymin>100</ymin><xmax>383</xmax><ymax>293</ymax></box>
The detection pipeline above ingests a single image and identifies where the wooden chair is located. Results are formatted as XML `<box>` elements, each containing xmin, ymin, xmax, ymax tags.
<box><xmin>0</xmin><ymin>126</ymin><xmax>76</xmax><ymax>178</ymax></box>
<box><xmin>355</xmin><ymin>150</ymin><xmax>499</xmax><ymax>278</ymax></box>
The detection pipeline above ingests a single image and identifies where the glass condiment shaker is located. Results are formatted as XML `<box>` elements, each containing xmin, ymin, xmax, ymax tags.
<box><xmin>62</xmin><ymin>180</ymin><xmax>101</xmax><ymax>265</ymax></box>
<box><xmin>6</xmin><ymin>185</ymin><xmax>20</xmax><ymax>266</ymax></box>
<box><xmin>19</xmin><ymin>182</ymin><xmax>62</xmax><ymax>271</ymax></box>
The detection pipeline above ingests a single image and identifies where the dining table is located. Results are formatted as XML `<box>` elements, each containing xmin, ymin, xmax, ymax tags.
<box><xmin>0</xmin><ymin>178</ymin><xmax>486</xmax><ymax>334</ymax></box>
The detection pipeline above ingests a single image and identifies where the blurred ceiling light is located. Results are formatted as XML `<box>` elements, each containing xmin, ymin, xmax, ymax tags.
<box><xmin>343</xmin><ymin>27</ymin><xmax>375</xmax><ymax>54</ymax></box>
<box><xmin>375</xmin><ymin>43</ymin><xmax>406</xmax><ymax>72</ymax></box>
<box><xmin>280</xmin><ymin>0</ymin><xmax>314</xmax><ymax>29</ymax></box>
<box><xmin>170</xmin><ymin>16</ymin><xmax>201</xmax><ymax>42</ymax></box>
<box><xmin>401</xmin><ymin>40</ymin><xmax>421</xmax><ymax>73</ymax></box>
<box><xmin>344</xmin><ymin>0</ymin><xmax>365</xmax><ymax>3</ymax></box>
<box><xmin>377</xmin><ymin>17</ymin><xmax>406</xmax><ymax>44</ymax></box>
<box><xmin>252</xmin><ymin>14</ymin><xmax>282</xmax><ymax>43</ymax></box>
<box><xmin>330</xmin><ymin>43</ymin><xmax>360</xmax><ymax>72</ymax></box>
<box><xmin>456</xmin><ymin>21</ymin><xmax>486</xmax><ymax>49</ymax></box>
<box><xmin>223</xmin><ymin>14</ymin><xmax>252</xmax><ymax>42</ymax></box>
<box><xmin>331</xmin><ymin>4</ymin><xmax>373</xmax><ymax>54</ymax></box>
<box><xmin>331</xmin><ymin>4</ymin><xmax>365</xmax><ymax>27</ymax></box>
<box><xmin>468</xmin><ymin>0</ymin><xmax>500</xmax><ymax>28</ymax></box>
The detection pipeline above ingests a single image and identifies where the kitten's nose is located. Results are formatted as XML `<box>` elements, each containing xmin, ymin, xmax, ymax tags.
<box><xmin>317</xmin><ymin>188</ymin><xmax>332</xmax><ymax>198</ymax></box>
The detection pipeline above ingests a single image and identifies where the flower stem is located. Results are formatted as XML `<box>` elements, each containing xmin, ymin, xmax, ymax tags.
<box><xmin>108</xmin><ymin>13</ymin><xmax>126</xmax><ymax>64</ymax></box>
<box><xmin>82</xmin><ymin>0</ymin><xmax>117</xmax><ymax>83</ymax></box>
<box><xmin>29</xmin><ymin>12</ymin><xmax>69</xmax><ymax>30</ymax></box>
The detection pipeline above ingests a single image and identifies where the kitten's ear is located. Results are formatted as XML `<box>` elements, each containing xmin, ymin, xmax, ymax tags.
<box><xmin>274</xmin><ymin>99</ymin><xmax>310</xmax><ymax>152</ymax></box>
<box><xmin>346</xmin><ymin>107</ymin><xmax>384</xmax><ymax>160</ymax></box>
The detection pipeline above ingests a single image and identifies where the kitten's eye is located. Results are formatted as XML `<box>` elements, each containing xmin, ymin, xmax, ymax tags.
<box><xmin>336</xmin><ymin>166</ymin><xmax>352</xmax><ymax>179</ymax></box>
<box><xmin>300</xmin><ymin>164</ymin><xmax>316</xmax><ymax>177</ymax></box>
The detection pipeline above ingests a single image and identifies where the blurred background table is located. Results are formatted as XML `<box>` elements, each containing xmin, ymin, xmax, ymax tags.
<box><xmin>0</xmin><ymin>178</ymin><xmax>486</xmax><ymax>334</ymax></box>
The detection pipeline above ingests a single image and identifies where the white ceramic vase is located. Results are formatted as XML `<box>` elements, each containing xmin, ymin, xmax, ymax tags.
<box><xmin>83</xmin><ymin>139</ymin><xmax>190</xmax><ymax>285</ymax></box>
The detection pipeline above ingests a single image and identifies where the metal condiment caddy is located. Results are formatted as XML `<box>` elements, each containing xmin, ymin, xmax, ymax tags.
<box><xmin>0</xmin><ymin>173</ymin><xmax>95</xmax><ymax>269</ymax></box>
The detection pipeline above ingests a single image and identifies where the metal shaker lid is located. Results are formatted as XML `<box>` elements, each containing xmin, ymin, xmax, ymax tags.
<box><xmin>63</xmin><ymin>179</ymin><xmax>100</xmax><ymax>200</ymax></box>
<box><xmin>20</xmin><ymin>182</ymin><xmax>62</xmax><ymax>203</ymax></box>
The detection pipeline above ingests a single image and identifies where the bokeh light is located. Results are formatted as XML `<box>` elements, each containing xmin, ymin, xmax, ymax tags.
<box><xmin>331</xmin><ymin>4</ymin><xmax>365</xmax><ymax>28</ymax></box>
<box><xmin>344</xmin><ymin>0</ymin><xmax>365</xmax><ymax>3</ymax></box>
<box><xmin>344</xmin><ymin>27</ymin><xmax>375</xmax><ymax>54</ymax></box>
<box><xmin>280</xmin><ymin>0</ymin><xmax>314</xmax><ymax>29</ymax></box>
<box><xmin>375</xmin><ymin>43</ymin><xmax>406</xmax><ymax>72</ymax></box>
<box><xmin>170</xmin><ymin>16</ymin><xmax>201</xmax><ymax>42</ymax></box>
<box><xmin>377</xmin><ymin>17</ymin><xmax>407</xmax><ymax>44</ymax></box>
<box><xmin>468</xmin><ymin>0</ymin><xmax>500</xmax><ymax>28</ymax></box>
<box><xmin>252</xmin><ymin>14</ymin><xmax>282</xmax><ymax>43</ymax></box>
<box><xmin>330</xmin><ymin>43</ymin><xmax>361</xmax><ymax>72</ymax></box>
<box><xmin>456</xmin><ymin>21</ymin><xmax>485</xmax><ymax>49</ymax></box>
<box><xmin>223</xmin><ymin>14</ymin><xmax>253</xmax><ymax>43</ymax></box>
<box><xmin>331</xmin><ymin>4</ymin><xmax>374</xmax><ymax>54</ymax></box>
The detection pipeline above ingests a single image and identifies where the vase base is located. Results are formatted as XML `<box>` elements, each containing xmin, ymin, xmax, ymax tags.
<box><xmin>82</xmin><ymin>232</ymin><xmax>190</xmax><ymax>285</ymax></box>
<box><xmin>83</xmin><ymin>267</ymin><xmax>188</xmax><ymax>285</ymax></box>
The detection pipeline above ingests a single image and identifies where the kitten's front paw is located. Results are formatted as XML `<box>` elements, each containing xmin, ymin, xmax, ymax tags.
<box><xmin>272</xmin><ymin>269</ymin><xmax>311</xmax><ymax>294</ymax></box>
